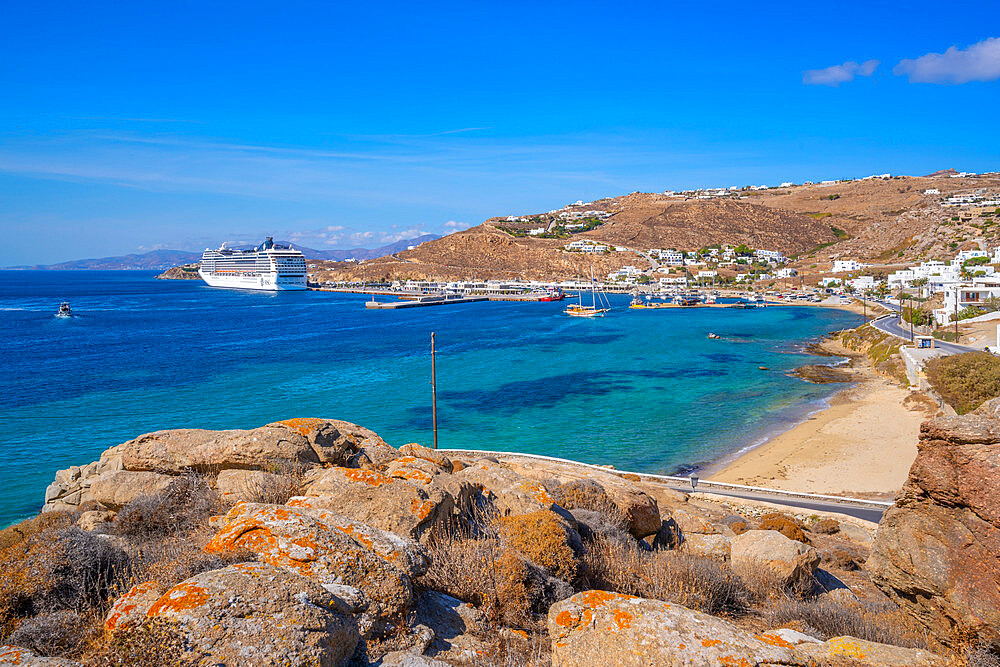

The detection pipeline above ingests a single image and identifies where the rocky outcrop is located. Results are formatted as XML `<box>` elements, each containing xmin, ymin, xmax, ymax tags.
<box><xmin>868</xmin><ymin>399</ymin><xmax>1000</xmax><ymax>649</ymax></box>
<box><xmin>548</xmin><ymin>591</ymin><xmax>801</xmax><ymax>666</ymax></box>
<box><xmin>295</xmin><ymin>465</ymin><xmax>464</xmax><ymax>540</ymax></box>
<box><xmin>117</xmin><ymin>426</ymin><xmax>318</xmax><ymax>473</ymax></box>
<box><xmin>730</xmin><ymin>530</ymin><xmax>819</xmax><ymax>589</ymax></box>
<box><xmin>104</xmin><ymin>581</ymin><xmax>165</xmax><ymax>636</ymax></box>
<box><xmin>204</xmin><ymin>502</ymin><xmax>428</xmax><ymax>633</ymax></box>
<box><xmin>547</xmin><ymin>591</ymin><xmax>945</xmax><ymax>667</ymax></box>
<box><xmin>145</xmin><ymin>562</ymin><xmax>359</xmax><ymax>666</ymax></box>
<box><xmin>267</xmin><ymin>418</ymin><xmax>389</xmax><ymax>466</ymax></box>
<box><xmin>88</xmin><ymin>471</ymin><xmax>174</xmax><ymax>510</ymax></box>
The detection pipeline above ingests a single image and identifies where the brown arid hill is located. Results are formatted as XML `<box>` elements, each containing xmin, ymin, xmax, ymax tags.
<box><xmin>314</xmin><ymin>194</ymin><xmax>838</xmax><ymax>283</ymax></box>
<box><xmin>746</xmin><ymin>174</ymin><xmax>1000</xmax><ymax>270</ymax></box>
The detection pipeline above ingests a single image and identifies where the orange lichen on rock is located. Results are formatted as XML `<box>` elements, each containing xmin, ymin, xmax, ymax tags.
<box><xmin>755</xmin><ymin>633</ymin><xmax>794</xmax><ymax>648</ymax></box>
<box><xmin>825</xmin><ymin>637</ymin><xmax>869</xmax><ymax>660</ymax></box>
<box><xmin>518</xmin><ymin>481</ymin><xmax>553</xmax><ymax>505</ymax></box>
<box><xmin>718</xmin><ymin>657</ymin><xmax>753</xmax><ymax>667</ymax></box>
<box><xmin>273</xmin><ymin>417</ymin><xmax>326</xmax><ymax>436</ymax></box>
<box><xmin>343</xmin><ymin>468</ymin><xmax>394</xmax><ymax>487</ymax></box>
<box><xmin>147</xmin><ymin>582</ymin><xmax>210</xmax><ymax>616</ymax></box>
<box><xmin>390</xmin><ymin>468</ymin><xmax>433</xmax><ymax>485</ymax></box>
<box><xmin>410</xmin><ymin>498</ymin><xmax>434</xmax><ymax>520</ymax></box>
<box><xmin>104</xmin><ymin>581</ymin><xmax>160</xmax><ymax>635</ymax></box>
<box><xmin>701</xmin><ymin>639</ymin><xmax>722</xmax><ymax>648</ymax></box>
<box><xmin>578</xmin><ymin>590</ymin><xmax>635</xmax><ymax>609</ymax></box>
<box><xmin>612</xmin><ymin>609</ymin><xmax>632</xmax><ymax>631</ymax></box>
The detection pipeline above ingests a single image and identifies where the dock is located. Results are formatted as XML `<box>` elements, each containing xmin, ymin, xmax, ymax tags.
<box><xmin>364</xmin><ymin>295</ymin><xmax>489</xmax><ymax>309</ymax></box>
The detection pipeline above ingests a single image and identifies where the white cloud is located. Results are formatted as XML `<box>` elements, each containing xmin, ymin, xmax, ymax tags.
<box><xmin>137</xmin><ymin>243</ymin><xmax>169</xmax><ymax>251</ymax></box>
<box><xmin>894</xmin><ymin>37</ymin><xmax>1000</xmax><ymax>84</ymax></box>
<box><xmin>442</xmin><ymin>220</ymin><xmax>471</xmax><ymax>232</ymax></box>
<box><xmin>803</xmin><ymin>59</ymin><xmax>879</xmax><ymax>86</ymax></box>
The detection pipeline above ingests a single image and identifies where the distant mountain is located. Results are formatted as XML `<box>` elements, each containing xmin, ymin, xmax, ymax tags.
<box><xmin>7</xmin><ymin>235</ymin><xmax>440</xmax><ymax>270</ymax></box>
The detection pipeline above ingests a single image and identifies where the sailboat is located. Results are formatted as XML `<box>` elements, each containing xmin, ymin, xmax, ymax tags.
<box><xmin>565</xmin><ymin>268</ymin><xmax>610</xmax><ymax>317</ymax></box>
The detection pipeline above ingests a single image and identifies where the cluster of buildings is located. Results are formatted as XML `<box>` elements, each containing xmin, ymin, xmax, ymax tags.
<box><xmin>828</xmin><ymin>249</ymin><xmax>1000</xmax><ymax>325</ymax></box>
<box><xmin>940</xmin><ymin>192</ymin><xmax>1000</xmax><ymax>208</ymax></box>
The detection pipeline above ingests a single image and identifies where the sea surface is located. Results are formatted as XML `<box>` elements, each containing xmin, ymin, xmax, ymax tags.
<box><xmin>0</xmin><ymin>271</ymin><xmax>861</xmax><ymax>527</ymax></box>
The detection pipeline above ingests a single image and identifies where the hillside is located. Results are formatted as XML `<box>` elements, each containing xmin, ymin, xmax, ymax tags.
<box><xmin>315</xmin><ymin>173</ymin><xmax>1000</xmax><ymax>283</ymax></box>
<box><xmin>314</xmin><ymin>196</ymin><xmax>837</xmax><ymax>282</ymax></box>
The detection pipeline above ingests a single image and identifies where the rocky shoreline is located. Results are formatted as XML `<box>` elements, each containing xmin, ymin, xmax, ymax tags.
<box><xmin>155</xmin><ymin>264</ymin><xmax>200</xmax><ymax>280</ymax></box>
<box><xmin>3</xmin><ymin>407</ymin><xmax>999</xmax><ymax>665</ymax></box>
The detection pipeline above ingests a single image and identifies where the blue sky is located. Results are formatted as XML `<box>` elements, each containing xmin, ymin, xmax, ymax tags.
<box><xmin>2</xmin><ymin>1</ymin><xmax>999</xmax><ymax>265</ymax></box>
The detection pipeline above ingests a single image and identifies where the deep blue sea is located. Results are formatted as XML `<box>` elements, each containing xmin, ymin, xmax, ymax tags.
<box><xmin>0</xmin><ymin>271</ymin><xmax>861</xmax><ymax>527</ymax></box>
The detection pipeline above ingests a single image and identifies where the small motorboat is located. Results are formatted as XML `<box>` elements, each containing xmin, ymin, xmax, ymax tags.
<box><xmin>707</xmin><ymin>332</ymin><xmax>721</xmax><ymax>339</ymax></box>
<box><xmin>55</xmin><ymin>302</ymin><xmax>72</xmax><ymax>318</ymax></box>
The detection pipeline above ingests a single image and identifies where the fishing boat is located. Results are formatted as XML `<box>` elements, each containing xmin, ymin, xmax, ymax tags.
<box><xmin>672</xmin><ymin>294</ymin><xmax>701</xmax><ymax>307</ymax></box>
<box><xmin>565</xmin><ymin>269</ymin><xmax>610</xmax><ymax>317</ymax></box>
<box><xmin>707</xmin><ymin>332</ymin><xmax>721</xmax><ymax>339</ymax></box>
<box><xmin>55</xmin><ymin>302</ymin><xmax>72</xmax><ymax>318</ymax></box>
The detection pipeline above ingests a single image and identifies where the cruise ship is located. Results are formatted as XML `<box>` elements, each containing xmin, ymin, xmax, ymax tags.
<box><xmin>199</xmin><ymin>237</ymin><xmax>307</xmax><ymax>291</ymax></box>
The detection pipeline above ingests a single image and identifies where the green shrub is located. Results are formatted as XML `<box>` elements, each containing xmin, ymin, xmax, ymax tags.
<box><xmin>925</xmin><ymin>352</ymin><xmax>1000</xmax><ymax>414</ymax></box>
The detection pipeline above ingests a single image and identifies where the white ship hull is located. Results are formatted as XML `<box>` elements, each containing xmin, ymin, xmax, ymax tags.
<box><xmin>198</xmin><ymin>270</ymin><xmax>307</xmax><ymax>291</ymax></box>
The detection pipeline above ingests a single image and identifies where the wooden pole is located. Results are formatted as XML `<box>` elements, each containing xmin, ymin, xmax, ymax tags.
<box><xmin>431</xmin><ymin>332</ymin><xmax>438</xmax><ymax>449</ymax></box>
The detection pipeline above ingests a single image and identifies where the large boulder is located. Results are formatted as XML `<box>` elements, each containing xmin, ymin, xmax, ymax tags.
<box><xmin>146</xmin><ymin>562</ymin><xmax>359</xmax><ymax>666</ymax></box>
<box><xmin>547</xmin><ymin>591</ymin><xmax>800</xmax><ymax>666</ymax></box>
<box><xmin>730</xmin><ymin>530</ymin><xmax>819</xmax><ymax>589</ymax></box>
<box><xmin>294</xmin><ymin>466</ymin><xmax>459</xmax><ymax>540</ymax></box>
<box><xmin>104</xmin><ymin>580</ymin><xmax>165</xmax><ymax>636</ymax></box>
<box><xmin>796</xmin><ymin>636</ymin><xmax>946</xmax><ymax>666</ymax></box>
<box><xmin>509</xmin><ymin>465</ymin><xmax>661</xmax><ymax>539</ymax></box>
<box><xmin>88</xmin><ymin>470</ymin><xmax>174</xmax><ymax>510</ymax></box>
<box><xmin>412</xmin><ymin>590</ymin><xmax>486</xmax><ymax>661</ymax></box>
<box><xmin>868</xmin><ymin>405</ymin><xmax>1000</xmax><ymax>649</ymax></box>
<box><xmin>204</xmin><ymin>502</ymin><xmax>428</xmax><ymax>633</ymax></box>
<box><xmin>454</xmin><ymin>459</ymin><xmax>571</xmax><ymax>519</ymax></box>
<box><xmin>267</xmin><ymin>418</ymin><xmax>388</xmax><ymax>466</ymax></box>
<box><xmin>680</xmin><ymin>533</ymin><xmax>731</xmax><ymax>560</ymax></box>
<box><xmin>117</xmin><ymin>425</ymin><xmax>319</xmax><ymax>473</ymax></box>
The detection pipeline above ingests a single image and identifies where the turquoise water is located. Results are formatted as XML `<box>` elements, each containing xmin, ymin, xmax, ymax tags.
<box><xmin>0</xmin><ymin>271</ymin><xmax>860</xmax><ymax>527</ymax></box>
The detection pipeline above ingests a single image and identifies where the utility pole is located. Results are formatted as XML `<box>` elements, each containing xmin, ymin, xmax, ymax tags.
<box><xmin>430</xmin><ymin>332</ymin><xmax>438</xmax><ymax>450</ymax></box>
<box><xmin>954</xmin><ymin>290</ymin><xmax>960</xmax><ymax>344</ymax></box>
<box><xmin>909</xmin><ymin>293</ymin><xmax>914</xmax><ymax>342</ymax></box>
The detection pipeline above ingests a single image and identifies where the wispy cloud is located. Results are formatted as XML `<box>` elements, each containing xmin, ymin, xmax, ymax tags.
<box><xmin>443</xmin><ymin>220</ymin><xmax>471</xmax><ymax>232</ymax></box>
<box><xmin>802</xmin><ymin>60</ymin><xmax>879</xmax><ymax>86</ymax></box>
<box><xmin>894</xmin><ymin>37</ymin><xmax>1000</xmax><ymax>84</ymax></box>
<box><xmin>803</xmin><ymin>59</ymin><xmax>879</xmax><ymax>86</ymax></box>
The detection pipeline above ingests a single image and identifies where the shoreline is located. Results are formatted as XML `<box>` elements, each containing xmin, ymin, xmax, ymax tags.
<box><xmin>704</xmin><ymin>333</ymin><xmax>931</xmax><ymax>499</ymax></box>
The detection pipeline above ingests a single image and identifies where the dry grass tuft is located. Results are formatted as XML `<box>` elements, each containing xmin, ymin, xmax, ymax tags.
<box><xmin>7</xmin><ymin>609</ymin><xmax>93</xmax><ymax>658</ymax></box>
<box><xmin>0</xmin><ymin>511</ymin><xmax>78</xmax><ymax>552</ymax></box>
<box><xmin>582</xmin><ymin>535</ymin><xmax>776</xmax><ymax>616</ymax></box>
<box><xmin>758</xmin><ymin>513</ymin><xmax>810</xmax><ymax>544</ymax></box>
<box><xmin>498</xmin><ymin>511</ymin><xmax>579</xmax><ymax>582</ymax></box>
<box><xmin>765</xmin><ymin>597</ymin><xmax>930</xmax><ymax>650</ymax></box>
<box><xmin>419</xmin><ymin>532</ymin><xmax>534</xmax><ymax>628</ymax></box>
<box><xmin>811</xmin><ymin>519</ymin><xmax>841</xmax><ymax>535</ymax></box>
<box><xmin>112</xmin><ymin>475</ymin><xmax>222</xmax><ymax>538</ymax></box>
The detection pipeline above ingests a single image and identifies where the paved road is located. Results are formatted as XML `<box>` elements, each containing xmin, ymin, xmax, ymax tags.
<box><xmin>669</xmin><ymin>486</ymin><xmax>887</xmax><ymax>523</ymax></box>
<box><xmin>871</xmin><ymin>313</ymin><xmax>978</xmax><ymax>355</ymax></box>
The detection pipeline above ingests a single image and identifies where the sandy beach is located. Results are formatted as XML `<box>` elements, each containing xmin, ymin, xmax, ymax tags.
<box><xmin>708</xmin><ymin>338</ymin><xmax>933</xmax><ymax>499</ymax></box>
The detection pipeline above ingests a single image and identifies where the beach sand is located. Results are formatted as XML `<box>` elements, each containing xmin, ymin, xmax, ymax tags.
<box><xmin>709</xmin><ymin>344</ymin><xmax>934</xmax><ymax>499</ymax></box>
